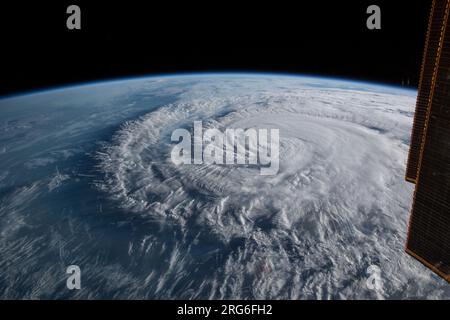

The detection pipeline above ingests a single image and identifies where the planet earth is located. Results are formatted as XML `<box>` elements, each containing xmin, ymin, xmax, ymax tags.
<box><xmin>0</xmin><ymin>73</ymin><xmax>449</xmax><ymax>299</ymax></box>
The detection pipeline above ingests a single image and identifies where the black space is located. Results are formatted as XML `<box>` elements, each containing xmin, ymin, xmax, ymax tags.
<box><xmin>0</xmin><ymin>0</ymin><xmax>431</xmax><ymax>96</ymax></box>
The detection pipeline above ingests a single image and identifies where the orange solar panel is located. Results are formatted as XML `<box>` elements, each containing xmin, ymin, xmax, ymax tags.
<box><xmin>406</xmin><ymin>0</ymin><xmax>450</xmax><ymax>283</ymax></box>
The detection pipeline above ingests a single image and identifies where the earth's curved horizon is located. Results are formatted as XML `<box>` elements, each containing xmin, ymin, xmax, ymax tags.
<box><xmin>0</xmin><ymin>72</ymin><xmax>419</xmax><ymax>100</ymax></box>
<box><xmin>0</xmin><ymin>73</ymin><xmax>448</xmax><ymax>299</ymax></box>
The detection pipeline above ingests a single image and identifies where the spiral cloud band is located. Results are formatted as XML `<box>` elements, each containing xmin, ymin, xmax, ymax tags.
<box><xmin>170</xmin><ymin>121</ymin><xmax>280</xmax><ymax>175</ymax></box>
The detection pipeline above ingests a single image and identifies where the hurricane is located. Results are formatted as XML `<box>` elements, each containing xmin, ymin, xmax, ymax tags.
<box><xmin>0</xmin><ymin>74</ymin><xmax>449</xmax><ymax>299</ymax></box>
